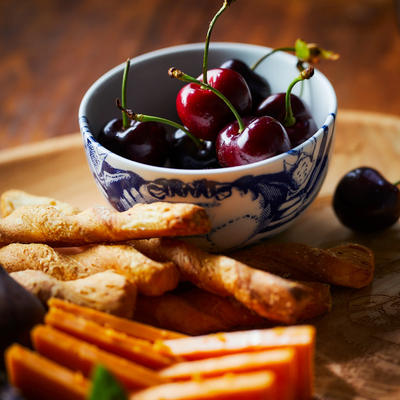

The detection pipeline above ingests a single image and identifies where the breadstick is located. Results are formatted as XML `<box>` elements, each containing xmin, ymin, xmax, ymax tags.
<box><xmin>134</xmin><ymin>288</ymin><xmax>267</xmax><ymax>335</ymax></box>
<box><xmin>0</xmin><ymin>189</ymin><xmax>81</xmax><ymax>218</ymax></box>
<box><xmin>0</xmin><ymin>243</ymin><xmax>179</xmax><ymax>296</ymax></box>
<box><xmin>298</xmin><ymin>281</ymin><xmax>331</xmax><ymax>320</ymax></box>
<box><xmin>132</xmin><ymin>238</ymin><xmax>330</xmax><ymax>324</ymax></box>
<box><xmin>0</xmin><ymin>202</ymin><xmax>211</xmax><ymax>247</ymax></box>
<box><xmin>228</xmin><ymin>242</ymin><xmax>375</xmax><ymax>288</ymax></box>
<box><xmin>10</xmin><ymin>270</ymin><xmax>137</xmax><ymax>318</ymax></box>
<box><xmin>135</xmin><ymin>285</ymin><xmax>329</xmax><ymax>334</ymax></box>
<box><xmin>179</xmin><ymin>288</ymin><xmax>269</xmax><ymax>328</ymax></box>
<box><xmin>134</xmin><ymin>293</ymin><xmax>235</xmax><ymax>336</ymax></box>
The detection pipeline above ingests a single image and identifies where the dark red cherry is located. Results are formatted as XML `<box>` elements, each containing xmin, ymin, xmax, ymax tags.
<box><xmin>98</xmin><ymin>58</ymin><xmax>169</xmax><ymax>167</ymax></box>
<box><xmin>216</xmin><ymin>115</ymin><xmax>291</xmax><ymax>167</ymax></box>
<box><xmin>256</xmin><ymin>66</ymin><xmax>317</xmax><ymax>149</ymax></box>
<box><xmin>220</xmin><ymin>58</ymin><xmax>271</xmax><ymax>111</ymax></box>
<box><xmin>175</xmin><ymin>68</ymin><xmax>252</xmax><ymax>142</ymax></box>
<box><xmin>256</xmin><ymin>93</ymin><xmax>317</xmax><ymax>148</ymax></box>
<box><xmin>333</xmin><ymin>167</ymin><xmax>400</xmax><ymax>232</ymax></box>
<box><xmin>171</xmin><ymin>1</ymin><xmax>251</xmax><ymax>142</ymax></box>
<box><xmin>98</xmin><ymin>118</ymin><xmax>169</xmax><ymax>167</ymax></box>
<box><xmin>98</xmin><ymin>118</ymin><xmax>125</xmax><ymax>155</ymax></box>
<box><xmin>169</xmin><ymin>129</ymin><xmax>221</xmax><ymax>169</ymax></box>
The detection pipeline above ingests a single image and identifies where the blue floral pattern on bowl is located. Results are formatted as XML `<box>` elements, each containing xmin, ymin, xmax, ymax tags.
<box><xmin>79</xmin><ymin>113</ymin><xmax>335</xmax><ymax>252</ymax></box>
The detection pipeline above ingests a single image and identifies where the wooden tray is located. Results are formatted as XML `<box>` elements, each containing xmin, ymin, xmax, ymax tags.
<box><xmin>1</xmin><ymin>110</ymin><xmax>400</xmax><ymax>399</ymax></box>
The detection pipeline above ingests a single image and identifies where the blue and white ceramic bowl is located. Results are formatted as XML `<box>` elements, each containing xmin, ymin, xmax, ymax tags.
<box><xmin>79</xmin><ymin>42</ymin><xmax>337</xmax><ymax>253</ymax></box>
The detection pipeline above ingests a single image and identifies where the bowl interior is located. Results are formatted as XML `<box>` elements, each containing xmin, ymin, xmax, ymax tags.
<box><xmin>80</xmin><ymin>42</ymin><xmax>337</xmax><ymax>142</ymax></box>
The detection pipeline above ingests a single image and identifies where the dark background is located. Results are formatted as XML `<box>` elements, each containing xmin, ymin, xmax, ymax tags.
<box><xmin>1</xmin><ymin>0</ymin><xmax>399</xmax><ymax>150</ymax></box>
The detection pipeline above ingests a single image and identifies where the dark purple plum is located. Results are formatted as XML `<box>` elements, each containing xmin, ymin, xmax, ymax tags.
<box><xmin>333</xmin><ymin>167</ymin><xmax>400</xmax><ymax>232</ymax></box>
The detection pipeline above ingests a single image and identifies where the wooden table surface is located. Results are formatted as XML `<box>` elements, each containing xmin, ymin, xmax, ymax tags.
<box><xmin>1</xmin><ymin>0</ymin><xmax>400</xmax><ymax>151</ymax></box>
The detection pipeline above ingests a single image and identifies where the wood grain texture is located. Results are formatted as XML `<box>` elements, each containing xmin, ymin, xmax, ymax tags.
<box><xmin>0</xmin><ymin>135</ymin><xmax>107</xmax><ymax>211</ymax></box>
<box><xmin>1</xmin><ymin>109</ymin><xmax>400</xmax><ymax>399</ymax></box>
<box><xmin>0</xmin><ymin>0</ymin><xmax>399</xmax><ymax>151</ymax></box>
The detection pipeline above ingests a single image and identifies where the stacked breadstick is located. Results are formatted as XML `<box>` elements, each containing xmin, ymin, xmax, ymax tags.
<box><xmin>6</xmin><ymin>299</ymin><xmax>316</xmax><ymax>400</ymax></box>
<box><xmin>0</xmin><ymin>190</ymin><xmax>211</xmax><ymax>319</ymax></box>
<box><xmin>0</xmin><ymin>189</ymin><xmax>375</xmax><ymax>331</ymax></box>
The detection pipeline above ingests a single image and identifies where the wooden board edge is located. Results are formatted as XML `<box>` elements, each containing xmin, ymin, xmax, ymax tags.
<box><xmin>0</xmin><ymin>133</ymin><xmax>83</xmax><ymax>166</ymax></box>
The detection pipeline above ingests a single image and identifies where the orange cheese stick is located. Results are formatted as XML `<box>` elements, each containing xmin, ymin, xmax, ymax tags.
<box><xmin>159</xmin><ymin>348</ymin><xmax>296</xmax><ymax>400</ymax></box>
<box><xmin>48</xmin><ymin>298</ymin><xmax>186</xmax><ymax>341</ymax></box>
<box><xmin>45</xmin><ymin>307</ymin><xmax>177</xmax><ymax>369</ymax></box>
<box><xmin>160</xmin><ymin>348</ymin><xmax>295</xmax><ymax>400</ymax></box>
<box><xmin>130</xmin><ymin>371</ymin><xmax>277</xmax><ymax>400</ymax></box>
<box><xmin>6</xmin><ymin>344</ymin><xmax>90</xmax><ymax>400</ymax></box>
<box><xmin>160</xmin><ymin>325</ymin><xmax>315</xmax><ymax>400</ymax></box>
<box><xmin>31</xmin><ymin>325</ymin><xmax>167</xmax><ymax>390</ymax></box>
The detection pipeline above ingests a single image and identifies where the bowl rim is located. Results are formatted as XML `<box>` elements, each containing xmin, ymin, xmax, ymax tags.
<box><xmin>79</xmin><ymin>41</ymin><xmax>337</xmax><ymax>176</ymax></box>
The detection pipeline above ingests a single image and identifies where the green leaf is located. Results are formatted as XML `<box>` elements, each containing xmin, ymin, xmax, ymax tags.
<box><xmin>88</xmin><ymin>364</ymin><xmax>128</xmax><ymax>400</ymax></box>
<box><xmin>295</xmin><ymin>38</ymin><xmax>340</xmax><ymax>64</ymax></box>
<box><xmin>294</xmin><ymin>39</ymin><xmax>310</xmax><ymax>61</ymax></box>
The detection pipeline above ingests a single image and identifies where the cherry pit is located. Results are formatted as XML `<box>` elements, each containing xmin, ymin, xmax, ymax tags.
<box><xmin>98</xmin><ymin>0</ymin><xmax>339</xmax><ymax>170</ymax></box>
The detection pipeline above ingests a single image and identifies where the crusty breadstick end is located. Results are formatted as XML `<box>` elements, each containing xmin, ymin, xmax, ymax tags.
<box><xmin>229</xmin><ymin>241</ymin><xmax>375</xmax><ymax>289</ymax></box>
<box><xmin>145</xmin><ymin>237</ymin><xmax>330</xmax><ymax>324</ymax></box>
<box><xmin>0</xmin><ymin>189</ymin><xmax>81</xmax><ymax>218</ymax></box>
<box><xmin>0</xmin><ymin>243</ymin><xmax>179</xmax><ymax>296</ymax></box>
<box><xmin>10</xmin><ymin>270</ymin><xmax>137</xmax><ymax>318</ymax></box>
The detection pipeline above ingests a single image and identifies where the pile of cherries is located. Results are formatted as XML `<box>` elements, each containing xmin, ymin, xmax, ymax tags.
<box><xmin>98</xmin><ymin>0</ymin><xmax>339</xmax><ymax>170</ymax></box>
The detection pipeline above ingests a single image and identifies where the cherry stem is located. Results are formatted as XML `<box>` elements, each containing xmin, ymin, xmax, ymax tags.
<box><xmin>121</xmin><ymin>59</ymin><xmax>130</xmax><ymax>129</ymax></box>
<box><xmin>283</xmin><ymin>66</ymin><xmax>314</xmax><ymax>127</ymax></box>
<box><xmin>296</xmin><ymin>60</ymin><xmax>305</xmax><ymax>97</ymax></box>
<box><xmin>168</xmin><ymin>67</ymin><xmax>246</xmax><ymax>133</ymax></box>
<box><xmin>203</xmin><ymin>0</ymin><xmax>234</xmax><ymax>85</ymax></box>
<box><xmin>116</xmin><ymin>99</ymin><xmax>204</xmax><ymax>149</ymax></box>
<box><xmin>250</xmin><ymin>47</ymin><xmax>295</xmax><ymax>71</ymax></box>
<box><xmin>394</xmin><ymin>180</ymin><xmax>400</xmax><ymax>186</ymax></box>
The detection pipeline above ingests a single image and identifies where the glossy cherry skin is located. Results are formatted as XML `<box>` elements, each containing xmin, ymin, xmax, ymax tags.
<box><xmin>256</xmin><ymin>93</ymin><xmax>317</xmax><ymax>148</ymax></box>
<box><xmin>98</xmin><ymin>118</ymin><xmax>169</xmax><ymax>167</ymax></box>
<box><xmin>176</xmin><ymin>68</ymin><xmax>252</xmax><ymax>142</ymax></box>
<box><xmin>168</xmin><ymin>129</ymin><xmax>221</xmax><ymax>169</ymax></box>
<box><xmin>216</xmin><ymin>116</ymin><xmax>292</xmax><ymax>168</ymax></box>
<box><xmin>97</xmin><ymin>118</ymin><xmax>123</xmax><ymax>155</ymax></box>
<box><xmin>333</xmin><ymin>167</ymin><xmax>400</xmax><ymax>232</ymax></box>
<box><xmin>220</xmin><ymin>59</ymin><xmax>271</xmax><ymax>111</ymax></box>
